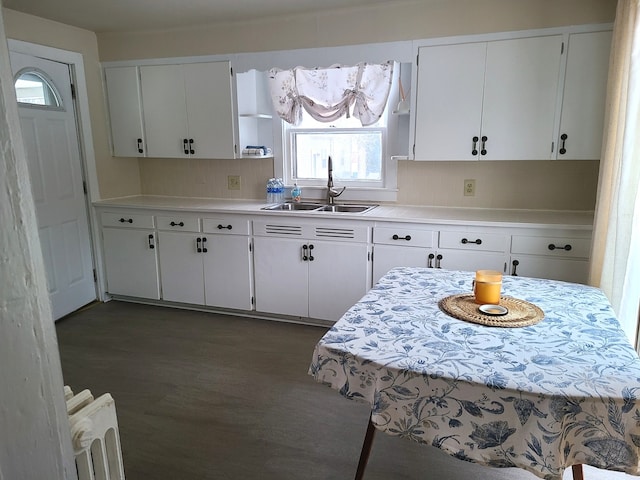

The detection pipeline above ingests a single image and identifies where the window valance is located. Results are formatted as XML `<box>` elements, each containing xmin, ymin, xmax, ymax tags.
<box><xmin>268</xmin><ymin>61</ymin><xmax>394</xmax><ymax>126</ymax></box>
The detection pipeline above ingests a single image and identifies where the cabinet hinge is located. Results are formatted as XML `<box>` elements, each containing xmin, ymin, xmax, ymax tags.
<box><xmin>551</xmin><ymin>141</ymin><xmax>555</xmax><ymax>153</ymax></box>
<box><xmin>251</xmin><ymin>296</ymin><xmax>254</xmax><ymax>305</ymax></box>
<box><xmin>249</xmin><ymin>241</ymin><xmax>252</xmax><ymax>252</ymax></box>
<box><xmin>230</xmin><ymin>66</ymin><xmax>233</xmax><ymax>76</ymax></box>
<box><xmin>413</xmin><ymin>144</ymin><xmax>416</xmax><ymax>156</ymax></box>
<box><xmin>234</xmin><ymin>144</ymin><xmax>238</xmax><ymax>155</ymax></box>
<box><xmin>416</xmin><ymin>53</ymin><xmax>419</xmax><ymax>66</ymax></box>
<box><xmin>561</xmin><ymin>42</ymin><xmax>565</xmax><ymax>55</ymax></box>
<box><xmin>83</xmin><ymin>181</ymin><xmax>88</xmax><ymax>195</ymax></box>
<box><xmin>71</xmin><ymin>83</ymin><xmax>76</xmax><ymax>99</ymax></box>
<box><xmin>93</xmin><ymin>269</ymin><xmax>97</xmax><ymax>282</ymax></box>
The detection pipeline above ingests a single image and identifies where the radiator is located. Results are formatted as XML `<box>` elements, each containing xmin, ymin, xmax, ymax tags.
<box><xmin>65</xmin><ymin>386</ymin><xmax>126</xmax><ymax>480</ymax></box>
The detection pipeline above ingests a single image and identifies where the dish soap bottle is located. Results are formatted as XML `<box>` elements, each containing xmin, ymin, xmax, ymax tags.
<box><xmin>291</xmin><ymin>183</ymin><xmax>302</xmax><ymax>203</ymax></box>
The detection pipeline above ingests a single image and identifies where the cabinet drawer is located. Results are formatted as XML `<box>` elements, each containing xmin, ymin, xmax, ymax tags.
<box><xmin>439</xmin><ymin>230</ymin><xmax>508</xmax><ymax>252</ymax></box>
<box><xmin>156</xmin><ymin>215</ymin><xmax>200</xmax><ymax>232</ymax></box>
<box><xmin>511</xmin><ymin>235</ymin><xmax>591</xmax><ymax>258</ymax></box>
<box><xmin>373</xmin><ymin>226</ymin><xmax>436</xmax><ymax>248</ymax></box>
<box><xmin>101</xmin><ymin>212</ymin><xmax>155</xmax><ymax>229</ymax></box>
<box><xmin>202</xmin><ymin>217</ymin><xmax>250</xmax><ymax>235</ymax></box>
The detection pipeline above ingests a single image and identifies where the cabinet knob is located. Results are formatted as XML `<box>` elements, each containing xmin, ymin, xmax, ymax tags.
<box><xmin>119</xmin><ymin>218</ymin><xmax>133</xmax><ymax>223</ymax></box>
<box><xmin>427</xmin><ymin>253</ymin><xmax>435</xmax><ymax>268</ymax></box>
<box><xmin>461</xmin><ymin>238</ymin><xmax>482</xmax><ymax>245</ymax></box>
<box><xmin>548</xmin><ymin>243</ymin><xmax>572</xmax><ymax>251</ymax></box>
<box><xmin>559</xmin><ymin>133</ymin><xmax>568</xmax><ymax>155</ymax></box>
<box><xmin>472</xmin><ymin>136</ymin><xmax>479</xmax><ymax>156</ymax></box>
<box><xmin>196</xmin><ymin>237</ymin><xmax>202</xmax><ymax>253</ymax></box>
<box><xmin>217</xmin><ymin>224</ymin><xmax>232</xmax><ymax>230</ymax></box>
<box><xmin>137</xmin><ymin>138</ymin><xmax>144</xmax><ymax>154</ymax></box>
<box><xmin>480</xmin><ymin>136</ymin><xmax>488</xmax><ymax>156</ymax></box>
<box><xmin>435</xmin><ymin>254</ymin><xmax>443</xmax><ymax>269</ymax></box>
<box><xmin>189</xmin><ymin>138</ymin><xmax>195</xmax><ymax>155</ymax></box>
<box><xmin>511</xmin><ymin>259</ymin><xmax>519</xmax><ymax>276</ymax></box>
<box><xmin>392</xmin><ymin>234</ymin><xmax>412</xmax><ymax>241</ymax></box>
<box><xmin>302</xmin><ymin>244</ymin><xmax>308</xmax><ymax>261</ymax></box>
<box><xmin>148</xmin><ymin>234</ymin><xmax>155</xmax><ymax>249</ymax></box>
<box><xmin>170</xmin><ymin>221</ymin><xmax>185</xmax><ymax>227</ymax></box>
<box><xmin>201</xmin><ymin>237</ymin><xmax>208</xmax><ymax>253</ymax></box>
<box><xmin>183</xmin><ymin>139</ymin><xmax>189</xmax><ymax>155</ymax></box>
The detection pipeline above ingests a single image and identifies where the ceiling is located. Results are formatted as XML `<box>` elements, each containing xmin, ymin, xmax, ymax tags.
<box><xmin>3</xmin><ymin>0</ymin><xmax>396</xmax><ymax>33</ymax></box>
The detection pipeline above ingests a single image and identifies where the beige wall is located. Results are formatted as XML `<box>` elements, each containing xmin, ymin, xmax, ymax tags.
<box><xmin>3</xmin><ymin>8</ymin><xmax>141</xmax><ymax>199</ymax></box>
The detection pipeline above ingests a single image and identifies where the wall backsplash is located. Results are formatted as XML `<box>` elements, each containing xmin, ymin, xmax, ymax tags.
<box><xmin>139</xmin><ymin>157</ymin><xmax>599</xmax><ymax>211</ymax></box>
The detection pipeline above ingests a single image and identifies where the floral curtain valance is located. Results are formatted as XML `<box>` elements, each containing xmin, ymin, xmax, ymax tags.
<box><xmin>268</xmin><ymin>61</ymin><xmax>394</xmax><ymax>126</ymax></box>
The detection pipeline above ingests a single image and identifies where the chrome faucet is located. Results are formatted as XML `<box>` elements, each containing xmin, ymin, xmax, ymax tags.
<box><xmin>326</xmin><ymin>155</ymin><xmax>346</xmax><ymax>205</ymax></box>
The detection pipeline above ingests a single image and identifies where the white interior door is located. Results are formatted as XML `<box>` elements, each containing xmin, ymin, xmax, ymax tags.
<box><xmin>10</xmin><ymin>51</ymin><xmax>96</xmax><ymax>320</ymax></box>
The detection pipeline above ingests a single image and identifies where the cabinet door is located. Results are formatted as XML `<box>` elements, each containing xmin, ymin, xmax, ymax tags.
<box><xmin>140</xmin><ymin>64</ymin><xmax>189</xmax><ymax>158</ymax></box>
<box><xmin>104</xmin><ymin>66</ymin><xmax>145</xmax><ymax>157</ymax></box>
<box><xmin>481</xmin><ymin>35</ymin><xmax>563</xmax><ymax>160</ymax></box>
<box><xmin>308</xmin><ymin>241</ymin><xmax>370</xmax><ymax>322</ymax></box>
<box><xmin>253</xmin><ymin>237</ymin><xmax>308</xmax><ymax>317</ymax></box>
<box><xmin>437</xmin><ymin>250</ymin><xmax>506</xmax><ymax>274</ymax></box>
<box><xmin>557</xmin><ymin>31</ymin><xmax>612</xmax><ymax>160</ymax></box>
<box><xmin>184</xmin><ymin>62</ymin><xmax>236</xmax><ymax>159</ymax></box>
<box><xmin>373</xmin><ymin>244</ymin><xmax>433</xmax><ymax>284</ymax></box>
<box><xmin>510</xmin><ymin>255</ymin><xmax>589</xmax><ymax>284</ymax></box>
<box><xmin>157</xmin><ymin>231</ymin><xmax>205</xmax><ymax>305</ymax></box>
<box><xmin>413</xmin><ymin>43</ymin><xmax>486</xmax><ymax>160</ymax></box>
<box><xmin>102</xmin><ymin>228</ymin><xmax>160</xmax><ymax>299</ymax></box>
<box><xmin>204</xmin><ymin>235</ymin><xmax>253</xmax><ymax>310</ymax></box>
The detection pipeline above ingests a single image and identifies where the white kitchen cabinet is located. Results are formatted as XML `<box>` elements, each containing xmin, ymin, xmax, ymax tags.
<box><xmin>202</xmin><ymin>217</ymin><xmax>253</xmax><ymax>311</ymax></box>
<box><xmin>509</xmin><ymin>233</ymin><xmax>591</xmax><ymax>283</ymax></box>
<box><xmin>101</xmin><ymin>213</ymin><xmax>160</xmax><ymax>299</ymax></box>
<box><xmin>103</xmin><ymin>66</ymin><xmax>146</xmax><ymax>157</ymax></box>
<box><xmin>140</xmin><ymin>61</ymin><xmax>236</xmax><ymax>159</ymax></box>
<box><xmin>253</xmin><ymin>220</ymin><xmax>370</xmax><ymax>321</ymax></box>
<box><xmin>157</xmin><ymin>214</ymin><xmax>253</xmax><ymax>309</ymax></box>
<box><xmin>556</xmin><ymin>30</ymin><xmax>612</xmax><ymax>160</ymax></box>
<box><xmin>413</xmin><ymin>35</ymin><xmax>563</xmax><ymax>161</ymax></box>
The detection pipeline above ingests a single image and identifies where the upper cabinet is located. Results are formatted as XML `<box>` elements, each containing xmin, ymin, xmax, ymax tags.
<box><xmin>104</xmin><ymin>66</ymin><xmax>146</xmax><ymax>157</ymax></box>
<box><xmin>140</xmin><ymin>62</ymin><xmax>236</xmax><ymax>159</ymax></box>
<box><xmin>235</xmin><ymin>69</ymin><xmax>274</xmax><ymax>158</ymax></box>
<box><xmin>413</xmin><ymin>35</ymin><xmax>563</xmax><ymax>161</ymax></box>
<box><xmin>555</xmin><ymin>30</ymin><xmax>612</xmax><ymax>160</ymax></box>
<box><xmin>104</xmin><ymin>61</ymin><xmax>237</xmax><ymax>159</ymax></box>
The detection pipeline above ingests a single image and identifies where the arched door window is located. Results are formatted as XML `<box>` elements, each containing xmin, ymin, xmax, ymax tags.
<box><xmin>14</xmin><ymin>69</ymin><xmax>62</xmax><ymax>108</ymax></box>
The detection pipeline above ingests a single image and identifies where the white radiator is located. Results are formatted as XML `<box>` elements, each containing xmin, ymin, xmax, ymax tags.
<box><xmin>65</xmin><ymin>386</ymin><xmax>126</xmax><ymax>480</ymax></box>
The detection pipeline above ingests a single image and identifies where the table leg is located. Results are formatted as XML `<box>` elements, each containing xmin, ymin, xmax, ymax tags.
<box><xmin>354</xmin><ymin>416</ymin><xmax>377</xmax><ymax>480</ymax></box>
<box><xmin>571</xmin><ymin>464</ymin><xmax>584</xmax><ymax>480</ymax></box>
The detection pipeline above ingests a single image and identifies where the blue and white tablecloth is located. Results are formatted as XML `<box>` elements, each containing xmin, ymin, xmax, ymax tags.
<box><xmin>309</xmin><ymin>267</ymin><xmax>640</xmax><ymax>480</ymax></box>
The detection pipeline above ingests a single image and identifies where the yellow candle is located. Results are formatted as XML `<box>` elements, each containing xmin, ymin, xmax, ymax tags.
<box><xmin>474</xmin><ymin>270</ymin><xmax>502</xmax><ymax>305</ymax></box>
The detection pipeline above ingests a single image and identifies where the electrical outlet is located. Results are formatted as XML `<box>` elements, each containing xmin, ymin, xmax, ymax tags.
<box><xmin>227</xmin><ymin>175</ymin><xmax>241</xmax><ymax>190</ymax></box>
<box><xmin>464</xmin><ymin>179</ymin><xmax>476</xmax><ymax>196</ymax></box>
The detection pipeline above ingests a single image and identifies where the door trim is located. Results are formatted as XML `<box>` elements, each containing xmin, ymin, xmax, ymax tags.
<box><xmin>8</xmin><ymin>39</ymin><xmax>107</xmax><ymax>301</ymax></box>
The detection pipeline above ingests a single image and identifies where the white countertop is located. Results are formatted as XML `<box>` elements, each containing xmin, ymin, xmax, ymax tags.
<box><xmin>94</xmin><ymin>195</ymin><xmax>594</xmax><ymax>230</ymax></box>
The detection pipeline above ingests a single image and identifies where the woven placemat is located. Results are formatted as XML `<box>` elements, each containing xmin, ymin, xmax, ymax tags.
<box><xmin>438</xmin><ymin>294</ymin><xmax>544</xmax><ymax>328</ymax></box>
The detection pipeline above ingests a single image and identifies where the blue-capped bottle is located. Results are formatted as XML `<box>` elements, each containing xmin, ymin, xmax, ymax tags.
<box><xmin>291</xmin><ymin>183</ymin><xmax>302</xmax><ymax>202</ymax></box>
<box><xmin>266</xmin><ymin>178</ymin><xmax>275</xmax><ymax>204</ymax></box>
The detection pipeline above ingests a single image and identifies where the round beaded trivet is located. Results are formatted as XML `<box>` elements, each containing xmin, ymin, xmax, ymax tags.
<box><xmin>438</xmin><ymin>294</ymin><xmax>544</xmax><ymax>327</ymax></box>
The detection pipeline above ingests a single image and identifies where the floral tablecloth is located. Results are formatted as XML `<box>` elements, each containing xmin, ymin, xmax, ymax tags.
<box><xmin>309</xmin><ymin>267</ymin><xmax>640</xmax><ymax>480</ymax></box>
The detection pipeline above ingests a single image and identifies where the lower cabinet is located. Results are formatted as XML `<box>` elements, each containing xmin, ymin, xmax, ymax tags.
<box><xmin>253</xmin><ymin>220</ymin><xmax>370</xmax><ymax>321</ymax></box>
<box><xmin>101</xmin><ymin>213</ymin><xmax>160</xmax><ymax>300</ymax></box>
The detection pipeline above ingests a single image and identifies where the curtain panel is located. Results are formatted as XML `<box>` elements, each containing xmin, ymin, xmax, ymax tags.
<box><xmin>268</xmin><ymin>61</ymin><xmax>394</xmax><ymax>126</ymax></box>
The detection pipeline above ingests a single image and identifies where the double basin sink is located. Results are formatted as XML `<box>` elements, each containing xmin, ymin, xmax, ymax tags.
<box><xmin>262</xmin><ymin>202</ymin><xmax>378</xmax><ymax>214</ymax></box>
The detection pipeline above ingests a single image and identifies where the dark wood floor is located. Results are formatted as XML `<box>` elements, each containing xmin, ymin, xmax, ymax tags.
<box><xmin>57</xmin><ymin>301</ymin><xmax>571</xmax><ymax>480</ymax></box>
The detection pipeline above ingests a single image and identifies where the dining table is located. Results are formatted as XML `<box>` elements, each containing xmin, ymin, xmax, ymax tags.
<box><xmin>309</xmin><ymin>267</ymin><xmax>640</xmax><ymax>480</ymax></box>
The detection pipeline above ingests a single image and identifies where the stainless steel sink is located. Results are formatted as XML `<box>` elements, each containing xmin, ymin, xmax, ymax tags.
<box><xmin>262</xmin><ymin>202</ymin><xmax>324</xmax><ymax>211</ymax></box>
<box><xmin>261</xmin><ymin>202</ymin><xmax>377</xmax><ymax>214</ymax></box>
<box><xmin>317</xmin><ymin>204</ymin><xmax>378</xmax><ymax>213</ymax></box>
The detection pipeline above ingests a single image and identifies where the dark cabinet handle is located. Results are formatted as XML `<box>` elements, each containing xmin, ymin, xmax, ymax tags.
<box><xmin>170</xmin><ymin>221</ymin><xmax>185</xmax><ymax>227</ymax></box>
<box><xmin>183</xmin><ymin>138</ymin><xmax>189</xmax><ymax>155</ymax></box>
<box><xmin>137</xmin><ymin>138</ymin><xmax>144</xmax><ymax>154</ymax></box>
<box><xmin>511</xmin><ymin>259</ymin><xmax>519</xmax><ymax>276</ymax></box>
<box><xmin>217</xmin><ymin>224</ymin><xmax>232</xmax><ymax>230</ymax></box>
<box><xmin>461</xmin><ymin>238</ymin><xmax>482</xmax><ymax>245</ymax></box>
<box><xmin>428</xmin><ymin>253</ymin><xmax>435</xmax><ymax>268</ymax></box>
<box><xmin>559</xmin><ymin>134</ymin><xmax>568</xmax><ymax>155</ymax></box>
<box><xmin>481</xmin><ymin>136</ymin><xmax>488</xmax><ymax>155</ymax></box>
<box><xmin>435</xmin><ymin>254</ymin><xmax>443</xmax><ymax>269</ymax></box>
<box><xmin>548</xmin><ymin>243</ymin><xmax>572</xmax><ymax>251</ymax></box>
<box><xmin>302</xmin><ymin>244</ymin><xmax>308</xmax><ymax>261</ymax></box>
<box><xmin>392</xmin><ymin>234</ymin><xmax>412</xmax><ymax>241</ymax></box>
<box><xmin>308</xmin><ymin>244</ymin><xmax>314</xmax><ymax>261</ymax></box>
<box><xmin>119</xmin><ymin>218</ymin><xmax>133</xmax><ymax>223</ymax></box>
<box><xmin>201</xmin><ymin>237</ymin><xmax>207</xmax><ymax>253</ymax></box>
<box><xmin>196</xmin><ymin>237</ymin><xmax>202</xmax><ymax>253</ymax></box>
<box><xmin>148</xmin><ymin>234</ymin><xmax>155</xmax><ymax>249</ymax></box>
<box><xmin>189</xmin><ymin>138</ymin><xmax>195</xmax><ymax>155</ymax></box>
<box><xmin>472</xmin><ymin>136</ymin><xmax>479</xmax><ymax>156</ymax></box>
